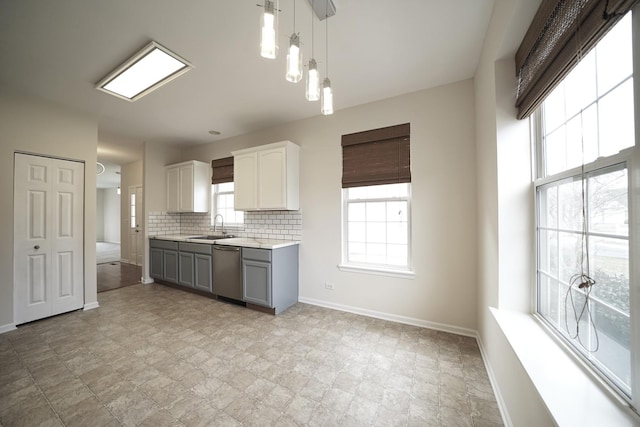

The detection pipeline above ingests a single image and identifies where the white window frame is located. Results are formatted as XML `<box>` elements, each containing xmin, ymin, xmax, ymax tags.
<box><xmin>211</xmin><ymin>183</ymin><xmax>244</xmax><ymax>228</ymax></box>
<box><xmin>532</xmin><ymin>8</ymin><xmax>640</xmax><ymax>409</ymax></box>
<box><xmin>339</xmin><ymin>183</ymin><xmax>414</xmax><ymax>279</ymax></box>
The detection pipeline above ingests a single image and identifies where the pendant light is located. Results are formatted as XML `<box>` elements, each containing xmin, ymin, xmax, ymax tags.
<box><xmin>286</xmin><ymin>0</ymin><xmax>302</xmax><ymax>82</ymax></box>
<box><xmin>305</xmin><ymin>0</ymin><xmax>320</xmax><ymax>101</ymax></box>
<box><xmin>260</xmin><ymin>0</ymin><xmax>279</xmax><ymax>59</ymax></box>
<box><xmin>321</xmin><ymin>6</ymin><xmax>333</xmax><ymax>115</ymax></box>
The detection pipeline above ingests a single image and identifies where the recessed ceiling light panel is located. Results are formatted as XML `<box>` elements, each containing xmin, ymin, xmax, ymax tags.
<box><xmin>96</xmin><ymin>41</ymin><xmax>193</xmax><ymax>102</ymax></box>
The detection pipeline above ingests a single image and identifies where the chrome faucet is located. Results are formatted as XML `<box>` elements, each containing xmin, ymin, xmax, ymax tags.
<box><xmin>213</xmin><ymin>214</ymin><xmax>225</xmax><ymax>235</ymax></box>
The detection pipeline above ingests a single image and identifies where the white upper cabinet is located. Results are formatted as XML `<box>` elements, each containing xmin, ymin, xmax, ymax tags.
<box><xmin>166</xmin><ymin>160</ymin><xmax>210</xmax><ymax>213</ymax></box>
<box><xmin>232</xmin><ymin>141</ymin><xmax>300</xmax><ymax>211</ymax></box>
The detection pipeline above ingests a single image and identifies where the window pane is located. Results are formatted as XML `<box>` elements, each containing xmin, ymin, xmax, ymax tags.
<box><xmin>366</xmin><ymin>222</ymin><xmax>386</xmax><ymax>243</ymax></box>
<box><xmin>217</xmin><ymin>182</ymin><xmax>234</xmax><ymax>192</ymax></box>
<box><xmin>565</xmin><ymin>49</ymin><xmax>596</xmax><ymax>118</ymax></box>
<box><xmin>538</xmin><ymin>229</ymin><xmax>558</xmax><ymax>278</ymax></box>
<box><xmin>387</xmin><ymin>222</ymin><xmax>407</xmax><ymax>245</ymax></box>
<box><xmin>366</xmin><ymin>202</ymin><xmax>386</xmax><ymax>221</ymax></box>
<box><xmin>348</xmin><ymin>203</ymin><xmax>366</xmax><ymax>221</ymax></box>
<box><xmin>596</xmin><ymin>14</ymin><xmax>633</xmax><ymax>96</ymax></box>
<box><xmin>545</xmin><ymin>126</ymin><xmax>566</xmax><ymax>176</ymax></box>
<box><xmin>558</xmin><ymin>231</ymin><xmax>582</xmax><ymax>284</ymax></box>
<box><xmin>598</xmin><ymin>79</ymin><xmax>635</xmax><ymax>157</ymax></box>
<box><xmin>544</xmin><ymin>83</ymin><xmax>565</xmax><ymax>132</ymax></box>
<box><xmin>589</xmin><ymin>168</ymin><xmax>628</xmax><ymax>236</ymax></box>
<box><xmin>590</xmin><ymin>236</ymin><xmax>629</xmax><ymax>313</ymax></box>
<box><xmin>348</xmin><ymin>222</ymin><xmax>365</xmax><ymax>243</ymax></box>
<box><xmin>558</xmin><ymin>179</ymin><xmax>583</xmax><ymax>232</ymax></box>
<box><xmin>539</xmin><ymin>185</ymin><xmax>558</xmax><ymax>228</ymax></box>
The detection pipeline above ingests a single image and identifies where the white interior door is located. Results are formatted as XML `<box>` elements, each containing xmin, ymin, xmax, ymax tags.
<box><xmin>14</xmin><ymin>153</ymin><xmax>84</xmax><ymax>325</ymax></box>
<box><xmin>128</xmin><ymin>185</ymin><xmax>143</xmax><ymax>266</ymax></box>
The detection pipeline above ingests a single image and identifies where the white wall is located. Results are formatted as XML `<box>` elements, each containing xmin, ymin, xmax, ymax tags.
<box><xmin>0</xmin><ymin>91</ymin><xmax>98</xmax><ymax>329</ymax></box>
<box><xmin>103</xmin><ymin>188</ymin><xmax>120</xmax><ymax>243</ymax></box>
<box><xmin>96</xmin><ymin>189</ymin><xmax>105</xmax><ymax>242</ymax></box>
<box><xmin>183</xmin><ymin>79</ymin><xmax>478</xmax><ymax>332</ymax></box>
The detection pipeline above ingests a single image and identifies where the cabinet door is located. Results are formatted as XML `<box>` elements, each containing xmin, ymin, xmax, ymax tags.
<box><xmin>178</xmin><ymin>251</ymin><xmax>194</xmax><ymax>287</ymax></box>
<box><xmin>243</xmin><ymin>260</ymin><xmax>272</xmax><ymax>307</ymax></box>
<box><xmin>179</xmin><ymin>164</ymin><xmax>194</xmax><ymax>211</ymax></box>
<box><xmin>194</xmin><ymin>254</ymin><xmax>213</xmax><ymax>293</ymax></box>
<box><xmin>150</xmin><ymin>248</ymin><xmax>164</xmax><ymax>279</ymax></box>
<box><xmin>258</xmin><ymin>147</ymin><xmax>287</xmax><ymax>209</ymax></box>
<box><xmin>234</xmin><ymin>152</ymin><xmax>258</xmax><ymax>210</ymax></box>
<box><xmin>166</xmin><ymin>166</ymin><xmax>180</xmax><ymax>212</ymax></box>
<box><xmin>163</xmin><ymin>250</ymin><xmax>179</xmax><ymax>284</ymax></box>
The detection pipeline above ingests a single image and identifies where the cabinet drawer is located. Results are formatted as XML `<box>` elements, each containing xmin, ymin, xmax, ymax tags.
<box><xmin>242</xmin><ymin>248</ymin><xmax>271</xmax><ymax>262</ymax></box>
<box><xmin>179</xmin><ymin>242</ymin><xmax>213</xmax><ymax>255</ymax></box>
<box><xmin>150</xmin><ymin>239</ymin><xmax>178</xmax><ymax>250</ymax></box>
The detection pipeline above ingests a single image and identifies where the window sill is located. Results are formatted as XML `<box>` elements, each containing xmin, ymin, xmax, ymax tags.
<box><xmin>337</xmin><ymin>264</ymin><xmax>415</xmax><ymax>279</ymax></box>
<box><xmin>490</xmin><ymin>307</ymin><xmax>638</xmax><ymax>426</ymax></box>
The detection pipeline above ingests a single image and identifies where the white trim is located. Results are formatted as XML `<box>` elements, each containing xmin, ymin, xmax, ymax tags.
<box><xmin>298</xmin><ymin>296</ymin><xmax>476</xmax><ymax>337</ymax></box>
<box><xmin>491</xmin><ymin>307</ymin><xmax>640</xmax><ymax>426</ymax></box>
<box><xmin>475</xmin><ymin>332</ymin><xmax>513</xmax><ymax>427</ymax></box>
<box><xmin>337</xmin><ymin>264</ymin><xmax>415</xmax><ymax>279</ymax></box>
<box><xmin>83</xmin><ymin>302</ymin><xmax>99</xmax><ymax>311</ymax></box>
<box><xmin>0</xmin><ymin>323</ymin><xmax>17</xmax><ymax>334</ymax></box>
<box><xmin>142</xmin><ymin>277</ymin><xmax>155</xmax><ymax>284</ymax></box>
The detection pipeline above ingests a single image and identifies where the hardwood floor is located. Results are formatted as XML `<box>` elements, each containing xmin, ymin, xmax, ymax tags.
<box><xmin>97</xmin><ymin>262</ymin><xmax>142</xmax><ymax>293</ymax></box>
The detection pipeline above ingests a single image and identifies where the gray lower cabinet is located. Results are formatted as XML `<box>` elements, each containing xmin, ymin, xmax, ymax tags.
<box><xmin>150</xmin><ymin>239</ymin><xmax>212</xmax><ymax>292</ymax></box>
<box><xmin>178</xmin><ymin>242</ymin><xmax>213</xmax><ymax>293</ymax></box>
<box><xmin>242</xmin><ymin>245</ymin><xmax>298</xmax><ymax>314</ymax></box>
<box><xmin>150</xmin><ymin>239</ymin><xmax>179</xmax><ymax>284</ymax></box>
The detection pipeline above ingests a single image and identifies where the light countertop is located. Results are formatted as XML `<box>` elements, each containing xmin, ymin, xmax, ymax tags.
<box><xmin>151</xmin><ymin>234</ymin><xmax>300</xmax><ymax>249</ymax></box>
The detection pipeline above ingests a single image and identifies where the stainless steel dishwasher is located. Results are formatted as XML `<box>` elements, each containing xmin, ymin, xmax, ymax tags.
<box><xmin>212</xmin><ymin>245</ymin><xmax>242</xmax><ymax>301</ymax></box>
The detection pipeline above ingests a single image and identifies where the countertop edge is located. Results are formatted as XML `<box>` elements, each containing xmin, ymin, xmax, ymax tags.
<box><xmin>150</xmin><ymin>235</ymin><xmax>300</xmax><ymax>250</ymax></box>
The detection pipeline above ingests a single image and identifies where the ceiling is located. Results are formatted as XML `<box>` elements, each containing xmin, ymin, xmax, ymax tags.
<box><xmin>0</xmin><ymin>0</ymin><xmax>495</xmax><ymax>156</ymax></box>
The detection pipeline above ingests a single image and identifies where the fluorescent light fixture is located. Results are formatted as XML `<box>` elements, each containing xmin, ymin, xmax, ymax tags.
<box><xmin>96</xmin><ymin>41</ymin><xmax>193</xmax><ymax>102</ymax></box>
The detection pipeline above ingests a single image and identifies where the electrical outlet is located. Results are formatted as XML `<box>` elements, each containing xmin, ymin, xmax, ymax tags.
<box><xmin>325</xmin><ymin>282</ymin><xmax>334</xmax><ymax>290</ymax></box>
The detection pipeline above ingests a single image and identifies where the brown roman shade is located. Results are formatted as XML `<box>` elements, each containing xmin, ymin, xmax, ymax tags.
<box><xmin>211</xmin><ymin>157</ymin><xmax>233</xmax><ymax>184</ymax></box>
<box><xmin>515</xmin><ymin>0</ymin><xmax>638</xmax><ymax>119</ymax></box>
<box><xmin>341</xmin><ymin>123</ymin><xmax>411</xmax><ymax>188</ymax></box>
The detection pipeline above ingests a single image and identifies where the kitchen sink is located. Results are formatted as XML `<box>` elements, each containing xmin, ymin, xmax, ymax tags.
<box><xmin>189</xmin><ymin>235</ymin><xmax>236</xmax><ymax>240</ymax></box>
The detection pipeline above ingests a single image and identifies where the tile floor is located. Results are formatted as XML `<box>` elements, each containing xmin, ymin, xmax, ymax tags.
<box><xmin>0</xmin><ymin>284</ymin><xmax>503</xmax><ymax>426</ymax></box>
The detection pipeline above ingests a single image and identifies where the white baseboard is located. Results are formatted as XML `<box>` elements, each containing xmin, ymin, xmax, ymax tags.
<box><xmin>297</xmin><ymin>296</ymin><xmax>477</xmax><ymax>338</ymax></box>
<box><xmin>0</xmin><ymin>323</ymin><xmax>17</xmax><ymax>334</ymax></box>
<box><xmin>83</xmin><ymin>302</ymin><xmax>100</xmax><ymax>311</ymax></box>
<box><xmin>476</xmin><ymin>333</ymin><xmax>512</xmax><ymax>427</ymax></box>
<box><xmin>142</xmin><ymin>277</ymin><xmax>154</xmax><ymax>284</ymax></box>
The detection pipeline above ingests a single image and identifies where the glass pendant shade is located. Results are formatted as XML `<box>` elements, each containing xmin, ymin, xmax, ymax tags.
<box><xmin>321</xmin><ymin>77</ymin><xmax>333</xmax><ymax>115</ymax></box>
<box><xmin>306</xmin><ymin>59</ymin><xmax>320</xmax><ymax>101</ymax></box>
<box><xmin>286</xmin><ymin>33</ymin><xmax>302</xmax><ymax>83</ymax></box>
<box><xmin>260</xmin><ymin>0</ymin><xmax>278</xmax><ymax>59</ymax></box>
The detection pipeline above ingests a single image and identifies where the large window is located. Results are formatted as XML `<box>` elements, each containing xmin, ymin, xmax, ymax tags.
<box><xmin>535</xmin><ymin>12</ymin><xmax>636</xmax><ymax>401</ymax></box>
<box><xmin>340</xmin><ymin>123</ymin><xmax>412</xmax><ymax>274</ymax></box>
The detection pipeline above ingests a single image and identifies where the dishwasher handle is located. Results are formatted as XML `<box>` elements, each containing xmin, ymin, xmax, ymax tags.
<box><xmin>213</xmin><ymin>245</ymin><xmax>241</xmax><ymax>252</ymax></box>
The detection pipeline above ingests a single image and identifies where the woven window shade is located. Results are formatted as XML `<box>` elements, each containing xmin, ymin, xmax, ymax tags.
<box><xmin>515</xmin><ymin>0</ymin><xmax>638</xmax><ymax>119</ymax></box>
<box><xmin>341</xmin><ymin>123</ymin><xmax>411</xmax><ymax>188</ymax></box>
<box><xmin>211</xmin><ymin>157</ymin><xmax>234</xmax><ymax>184</ymax></box>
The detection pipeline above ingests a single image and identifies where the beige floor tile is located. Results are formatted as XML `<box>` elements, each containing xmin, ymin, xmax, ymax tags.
<box><xmin>1</xmin><ymin>284</ymin><xmax>503</xmax><ymax>427</ymax></box>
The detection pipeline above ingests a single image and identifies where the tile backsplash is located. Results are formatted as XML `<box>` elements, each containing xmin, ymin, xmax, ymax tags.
<box><xmin>148</xmin><ymin>210</ymin><xmax>302</xmax><ymax>241</ymax></box>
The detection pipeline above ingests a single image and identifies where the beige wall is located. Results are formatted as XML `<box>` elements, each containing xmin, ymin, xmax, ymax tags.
<box><xmin>142</xmin><ymin>142</ymin><xmax>182</xmax><ymax>281</ymax></box>
<box><xmin>182</xmin><ymin>79</ymin><xmax>479</xmax><ymax>332</ymax></box>
<box><xmin>0</xmin><ymin>92</ymin><xmax>98</xmax><ymax>328</ymax></box>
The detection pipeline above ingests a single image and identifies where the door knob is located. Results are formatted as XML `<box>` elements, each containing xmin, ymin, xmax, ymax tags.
<box><xmin>34</xmin><ymin>245</ymin><xmax>40</xmax><ymax>250</ymax></box>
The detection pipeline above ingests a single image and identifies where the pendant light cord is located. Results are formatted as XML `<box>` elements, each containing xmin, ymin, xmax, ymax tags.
<box><xmin>325</xmin><ymin>2</ymin><xmax>329</xmax><ymax>75</ymax></box>
<box><xmin>311</xmin><ymin>0</ymin><xmax>314</xmax><ymax>56</ymax></box>
<box><xmin>293</xmin><ymin>0</ymin><xmax>296</xmax><ymax>33</ymax></box>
